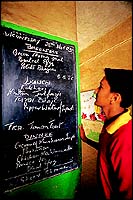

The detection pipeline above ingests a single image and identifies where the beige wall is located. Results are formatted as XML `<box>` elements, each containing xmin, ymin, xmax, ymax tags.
<box><xmin>79</xmin><ymin>16</ymin><xmax>132</xmax><ymax>92</ymax></box>
<box><xmin>1</xmin><ymin>1</ymin><xmax>77</xmax><ymax>41</ymax></box>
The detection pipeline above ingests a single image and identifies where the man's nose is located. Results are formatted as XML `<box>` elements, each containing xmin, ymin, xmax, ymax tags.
<box><xmin>93</xmin><ymin>89</ymin><xmax>97</xmax><ymax>99</ymax></box>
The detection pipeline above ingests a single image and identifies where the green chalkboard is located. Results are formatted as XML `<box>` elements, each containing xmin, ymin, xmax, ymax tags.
<box><xmin>0</xmin><ymin>21</ymin><xmax>81</xmax><ymax>197</ymax></box>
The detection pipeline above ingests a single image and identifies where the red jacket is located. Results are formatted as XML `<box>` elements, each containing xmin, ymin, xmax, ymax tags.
<box><xmin>97</xmin><ymin>110</ymin><xmax>132</xmax><ymax>199</ymax></box>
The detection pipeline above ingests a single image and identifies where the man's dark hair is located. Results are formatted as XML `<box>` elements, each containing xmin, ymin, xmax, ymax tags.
<box><xmin>104</xmin><ymin>68</ymin><xmax>132</xmax><ymax>108</ymax></box>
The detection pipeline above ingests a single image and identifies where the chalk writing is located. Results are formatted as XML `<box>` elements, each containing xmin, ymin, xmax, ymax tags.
<box><xmin>6</xmin><ymin>75</ymin><xmax>74</xmax><ymax>117</ymax></box>
<box><xmin>1</xmin><ymin>24</ymin><xmax>79</xmax><ymax>193</ymax></box>
<box><xmin>3</xmin><ymin>30</ymin><xmax>41</xmax><ymax>45</ymax></box>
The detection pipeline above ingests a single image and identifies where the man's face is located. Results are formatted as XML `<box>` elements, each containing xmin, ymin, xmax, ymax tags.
<box><xmin>95</xmin><ymin>76</ymin><xmax>113</xmax><ymax>108</ymax></box>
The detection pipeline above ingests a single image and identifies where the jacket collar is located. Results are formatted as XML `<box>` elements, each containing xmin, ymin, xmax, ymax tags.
<box><xmin>106</xmin><ymin>109</ymin><xmax>132</xmax><ymax>134</ymax></box>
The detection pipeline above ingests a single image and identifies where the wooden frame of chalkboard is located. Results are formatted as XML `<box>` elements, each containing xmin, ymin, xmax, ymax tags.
<box><xmin>0</xmin><ymin>21</ymin><xmax>81</xmax><ymax>193</ymax></box>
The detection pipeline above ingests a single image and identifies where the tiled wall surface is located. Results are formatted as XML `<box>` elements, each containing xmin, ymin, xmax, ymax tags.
<box><xmin>79</xmin><ymin>16</ymin><xmax>132</xmax><ymax>92</ymax></box>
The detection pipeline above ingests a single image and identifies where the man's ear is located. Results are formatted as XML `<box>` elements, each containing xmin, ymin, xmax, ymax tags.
<box><xmin>110</xmin><ymin>93</ymin><xmax>122</xmax><ymax>104</ymax></box>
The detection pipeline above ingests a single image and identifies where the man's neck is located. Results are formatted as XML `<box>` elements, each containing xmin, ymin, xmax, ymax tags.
<box><xmin>102</xmin><ymin>106</ymin><xmax>125</xmax><ymax>120</ymax></box>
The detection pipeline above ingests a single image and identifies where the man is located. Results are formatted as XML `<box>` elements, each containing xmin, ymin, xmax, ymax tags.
<box><xmin>79</xmin><ymin>68</ymin><xmax>132</xmax><ymax>199</ymax></box>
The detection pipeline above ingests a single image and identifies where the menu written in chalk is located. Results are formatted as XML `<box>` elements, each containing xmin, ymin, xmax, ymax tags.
<box><xmin>0</xmin><ymin>22</ymin><xmax>80</xmax><ymax>193</ymax></box>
